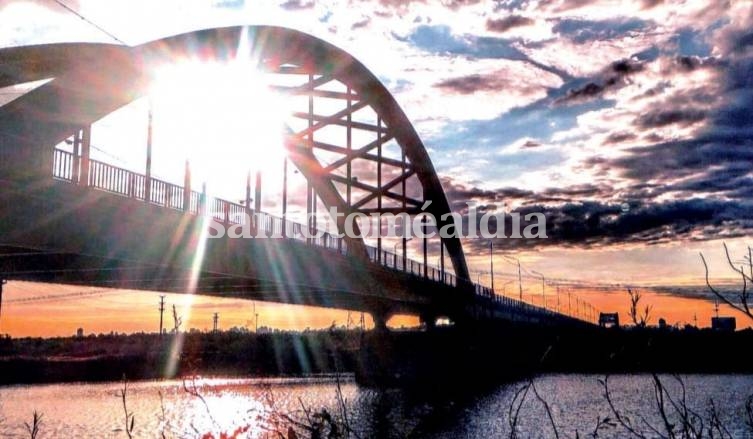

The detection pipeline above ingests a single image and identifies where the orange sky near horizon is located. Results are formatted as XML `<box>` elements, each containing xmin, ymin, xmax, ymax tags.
<box><xmin>1</xmin><ymin>280</ymin><xmax>749</xmax><ymax>338</ymax></box>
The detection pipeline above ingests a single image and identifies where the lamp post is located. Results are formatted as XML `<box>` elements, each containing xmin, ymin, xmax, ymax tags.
<box><xmin>531</xmin><ymin>270</ymin><xmax>546</xmax><ymax>309</ymax></box>
<box><xmin>489</xmin><ymin>241</ymin><xmax>495</xmax><ymax>293</ymax></box>
<box><xmin>503</xmin><ymin>255</ymin><xmax>523</xmax><ymax>302</ymax></box>
<box><xmin>395</xmin><ymin>238</ymin><xmax>412</xmax><ymax>270</ymax></box>
<box><xmin>556</xmin><ymin>285</ymin><xmax>560</xmax><ymax>312</ymax></box>
<box><xmin>282</xmin><ymin>156</ymin><xmax>288</xmax><ymax>237</ymax></box>
<box><xmin>502</xmin><ymin>279</ymin><xmax>515</xmax><ymax>297</ymax></box>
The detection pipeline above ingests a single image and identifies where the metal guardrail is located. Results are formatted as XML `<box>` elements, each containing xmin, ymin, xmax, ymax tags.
<box><xmin>52</xmin><ymin>149</ymin><xmax>583</xmax><ymax>322</ymax></box>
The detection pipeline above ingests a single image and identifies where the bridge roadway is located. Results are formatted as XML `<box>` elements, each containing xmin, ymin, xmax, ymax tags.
<box><xmin>0</xmin><ymin>153</ymin><xmax>581</xmax><ymax>328</ymax></box>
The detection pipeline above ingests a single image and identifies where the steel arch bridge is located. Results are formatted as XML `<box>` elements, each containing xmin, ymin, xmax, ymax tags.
<box><xmin>0</xmin><ymin>26</ymin><xmax>585</xmax><ymax>328</ymax></box>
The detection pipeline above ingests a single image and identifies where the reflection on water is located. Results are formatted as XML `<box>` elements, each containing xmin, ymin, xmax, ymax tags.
<box><xmin>0</xmin><ymin>374</ymin><xmax>751</xmax><ymax>438</ymax></box>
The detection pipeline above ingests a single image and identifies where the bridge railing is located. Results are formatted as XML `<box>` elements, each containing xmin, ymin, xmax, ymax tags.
<box><xmin>52</xmin><ymin>148</ymin><xmax>581</xmax><ymax>322</ymax></box>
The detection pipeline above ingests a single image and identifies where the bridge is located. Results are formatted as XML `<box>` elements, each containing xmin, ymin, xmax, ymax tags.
<box><xmin>0</xmin><ymin>26</ymin><xmax>592</xmax><ymax>331</ymax></box>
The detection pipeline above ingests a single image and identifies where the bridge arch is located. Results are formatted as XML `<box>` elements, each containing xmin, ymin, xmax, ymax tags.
<box><xmin>0</xmin><ymin>25</ymin><xmax>470</xmax><ymax>282</ymax></box>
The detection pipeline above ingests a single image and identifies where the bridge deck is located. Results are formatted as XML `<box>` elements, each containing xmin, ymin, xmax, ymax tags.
<box><xmin>1</xmin><ymin>149</ymin><xmax>586</xmax><ymax>326</ymax></box>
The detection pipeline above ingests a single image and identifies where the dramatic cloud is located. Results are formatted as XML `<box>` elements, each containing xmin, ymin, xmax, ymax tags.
<box><xmin>556</xmin><ymin>58</ymin><xmax>644</xmax><ymax>104</ymax></box>
<box><xmin>2</xmin><ymin>0</ymin><xmax>751</xmax><ymax>281</ymax></box>
<box><xmin>485</xmin><ymin>15</ymin><xmax>534</xmax><ymax>33</ymax></box>
<box><xmin>458</xmin><ymin>194</ymin><xmax>753</xmax><ymax>255</ymax></box>
<box><xmin>434</xmin><ymin>71</ymin><xmax>507</xmax><ymax>94</ymax></box>
<box><xmin>634</xmin><ymin>109</ymin><xmax>707</xmax><ymax>128</ymax></box>
<box><xmin>552</xmin><ymin>17</ymin><xmax>653</xmax><ymax>44</ymax></box>
<box><xmin>603</xmin><ymin>132</ymin><xmax>637</xmax><ymax>145</ymax></box>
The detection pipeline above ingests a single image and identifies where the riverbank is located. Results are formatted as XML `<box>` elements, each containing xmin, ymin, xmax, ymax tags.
<box><xmin>1</xmin><ymin>324</ymin><xmax>752</xmax><ymax>387</ymax></box>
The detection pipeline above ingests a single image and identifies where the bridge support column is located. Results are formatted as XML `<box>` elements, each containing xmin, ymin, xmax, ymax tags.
<box><xmin>371</xmin><ymin>309</ymin><xmax>390</xmax><ymax>333</ymax></box>
<box><xmin>420</xmin><ymin>313</ymin><xmax>437</xmax><ymax>331</ymax></box>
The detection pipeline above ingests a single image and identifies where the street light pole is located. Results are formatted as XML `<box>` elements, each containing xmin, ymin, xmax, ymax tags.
<box><xmin>502</xmin><ymin>255</ymin><xmax>524</xmax><ymax>302</ymax></box>
<box><xmin>392</xmin><ymin>242</ymin><xmax>399</xmax><ymax>268</ymax></box>
<box><xmin>489</xmin><ymin>241</ymin><xmax>494</xmax><ymax>293</ymax></box>
<box><xmin>397</xmin><ymin>237</ymin><xmax>412</xmax><ymax>271</ymax></box>
<box><xmin>531</xmin><ymin>270</ymin><xmax>546</xmax><ymax>309</ymax></box>
<box><xmin>556</xmin><ymin>285</ymin><xmax>560</xmax><ymax>312</ymax></box>
<box><xmin>282</xmin><ymin>156</ymin><xmax>288</xmax><ymax>238</ymax></box>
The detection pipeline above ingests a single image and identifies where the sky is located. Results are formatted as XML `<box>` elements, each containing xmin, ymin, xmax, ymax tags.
<box><xmin>1</xmin><ymin>0</ymin><xmax>753</xmax><ymax>336</ymax></box>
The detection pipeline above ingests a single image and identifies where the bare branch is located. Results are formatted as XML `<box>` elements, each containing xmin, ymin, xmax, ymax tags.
<box><xmin>701</xmin><ymin>251</ymin><xmax>753</xmax><ymax>321</ymax></box>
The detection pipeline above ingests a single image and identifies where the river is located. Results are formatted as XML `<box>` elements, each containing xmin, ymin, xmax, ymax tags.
<box><xmin>0</xmin><ymin>374</ymin><xmax>751</xmax><ymax>438</ymax></box>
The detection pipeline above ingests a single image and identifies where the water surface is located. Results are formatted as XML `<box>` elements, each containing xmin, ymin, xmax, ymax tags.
<box><xmin>1</xmin><ymin>374</ymin><xmax>751</xmax><ymax>438</ymax></box>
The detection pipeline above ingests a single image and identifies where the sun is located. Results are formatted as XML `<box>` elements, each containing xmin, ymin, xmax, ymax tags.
<box><xmin>148</xmin><ymin>60</ymin><xmax>291</xmax><ymax>196</ymax></box>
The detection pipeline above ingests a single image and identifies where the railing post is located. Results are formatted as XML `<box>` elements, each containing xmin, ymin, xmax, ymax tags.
<box><xmin>200</xmin><ymin>182</ymin><xmax>207</xmax><ymax>215</ymax></box>
<box><xmin>80</xmin><ymin>126</ymin><xmax>91</xmax><ymax>186</ymax></box>
<box><xmin>254</xmin><ymin>170</ymin><xmax>262</xmax><ymax>227</ymax></box>
<box><xmin>128</xmin><ymin>173</ymin><xmax>135</xmax><ymax>198</ymax></box>
<box><xmin>283</xmin><ymin>157</ymin><xmax>288</xmax><ymax>238</ymax></box>
<box><xmin>183</xmin><ymin>161</ymin><xmax>191</xmax><ymax>211</ymax></box>
<box><xmin>440</xmin><ymin>241</ymin><xmax>445</xmax><ymax>283</ymax></box>
<box><xmin>72</xmin><ymin>130</ymin><xmax>81</xmax><ymax>183</ymax></box>
<box><xmin>245</xmin><ymin>169</ymin><xmax>252</xmax><ymax>226</ymax></box>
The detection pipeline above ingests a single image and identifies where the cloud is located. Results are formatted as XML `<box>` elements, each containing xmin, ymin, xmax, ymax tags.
<box><xmin>552</xmin><ymin>17</ymin><xmax>653</xmax><ymax>44</ymax></box>
<box><xmin>460</xmin><ymin>197</ymin><xmax>753</xmax><ymax>254</ymax></box>
<box><xmin>398</xmin><ymin>25</ymin><xmax>572</xmax><ymax>80</ymax></box>
<box><xmin>434</xmin><ymin>71</ymin><xmax>507</xmax><ymax>94</ymax></box>
<box><xmin>604</xmin><ymin>132</ymin><xmax>637</xmax><ymax>144</ymax></box>
<box><xmin>279</xmin><ymin>0</ymin><xmax>315</xmax><ymax>10</ymax></box>
<box><xmin>485</xmin><ymin>15</ymin><xmax>534</xmax><ymax>33</ymax></box>
<box><xmin>634</xmin><ymin>109</ymin><xmax>707</xmax><ymax>128</ymax></box>
<box><xmin>555</xmin><ymin>58</ymin><xmax>644</xmax><ymax>104</ymax></box>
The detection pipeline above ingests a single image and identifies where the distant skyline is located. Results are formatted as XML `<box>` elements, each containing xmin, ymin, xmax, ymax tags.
<box><xmin>1</xmin><ymin>0</ymin><xmax>752</xmax><ymax>335</ymax></box>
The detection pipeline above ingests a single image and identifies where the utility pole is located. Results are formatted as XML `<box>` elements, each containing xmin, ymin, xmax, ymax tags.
<box><xmin>568</xmin><ymin>289</ymin><xmax>572</xmax><ymax>316</ymax></box>
<box><xmin>517</xmin><ymin>260</ymin><xmax>523</xmax><ymax>301</ymax></box>
<box><xmin>158</xmin><ymin>295</ymin><xmax>165</xmax><ymax>336</ymax></box>
<box><xmin>0</xmin><ymin>279</ymin><xmax>6</xmax><ymax>332</ymax></box>
<box><xmin>212</xmin><ymin>312</ymin><xmax>219</xmax><ymax>333</ymax></box>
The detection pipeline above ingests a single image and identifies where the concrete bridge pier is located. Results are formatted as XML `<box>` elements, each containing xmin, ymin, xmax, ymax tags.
<box><xmin>420</xmin><ymin>312</ymin><xmax>437</xmax><ymax>331</ymax></box>
<box><xmin>371</xmin><ymin>308</ymin><xmax>392</xmax><ymax>333</ymax></box>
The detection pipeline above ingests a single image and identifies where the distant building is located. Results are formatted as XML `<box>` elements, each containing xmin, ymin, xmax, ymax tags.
<box><xmin>711</xmin><ymin>317</ymin><xmax>736</xmax><ymax>332</ymax></box>
<box><xmin>658</xmin><ymin>318</ymin><xmax>667</xmax><ymax>330</ymax></box>
<box><xmin>76</xmin><ymin>327</ymin><xmax>84</xmax><ymax>338</ymax></box>
<box><xmin>598</xmin><ymin>312</ymin><xmax>619</xmax><ymax>328</ymax></box>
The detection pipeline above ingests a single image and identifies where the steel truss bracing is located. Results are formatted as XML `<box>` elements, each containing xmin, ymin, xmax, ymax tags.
<box><xmin>0</xmin><ymin>25</ymin><xmax>471</xmax><ymax>283</ymax></box>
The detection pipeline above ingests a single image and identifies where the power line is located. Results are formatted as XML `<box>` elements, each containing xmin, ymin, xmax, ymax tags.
<box><xmin>48</xmin><ymin>0</ymin><xmax>126</xmax><ymax>45</ymax></box>
<box><xmin>5</xmin><ymin>288</ymin><xmax>116</xmax><ymax>304</ymax></box>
